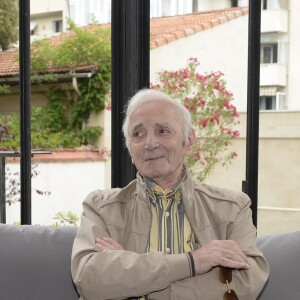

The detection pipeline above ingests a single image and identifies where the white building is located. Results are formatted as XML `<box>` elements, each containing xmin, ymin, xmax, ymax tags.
<box><xmin>29</xmin><ymin>0</ymin><xmax>248</xmax><ymax>35</ymax></box>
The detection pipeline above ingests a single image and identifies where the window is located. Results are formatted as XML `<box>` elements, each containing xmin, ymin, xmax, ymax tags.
<box><xmin>262</xmin><ymin>0</ymin><xmax>280</xmax><ymax>10</ymax></box>
<box><xmin>162</xmin><ymin>0</ymin><xmax>171</xmax><ymax>16</ymax></box>
<box><xmin>260</xmin><ymin>44</ymin><xmax>278</xmax><ymax>63</ymax></box>
<box><xmin>262</xmin><ymin>0</ymin><xmax>268</xmax><ymax>9</ymax></box>
<box><xmin>259</xmin><ymin>96</ymin><xmax>276</xmax><ymax>110</ymax></box>
<box><xmin>231</xmin><ymin>0</ymin><xmax>238</xmax><ymax>7</ymax></box>
<box><xmin>192</xmin><ymin>0</ymin><xmax>198</xmax><ymax>12</ymax></box>
<box><xmin>53</xmin><ymin>20</ymin><xmax>63</xmax><ymax>33</ymax></box>
<box><xmin>231</xmin><ymin>0</ymin><xmax>248</xmax><ymax>7</ymax></box>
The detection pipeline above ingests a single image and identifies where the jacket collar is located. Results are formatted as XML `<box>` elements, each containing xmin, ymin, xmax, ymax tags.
<box><xmin>135</xmin><ymin>165</ymin><xmax>197</xmax><ymax>203</ymax></box>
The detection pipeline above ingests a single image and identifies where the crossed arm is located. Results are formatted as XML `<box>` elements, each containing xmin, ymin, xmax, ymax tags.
<box><xmin>96</xmin><ymin>237</ymin><xmax>250</xmax><ymax>276</ymax></box>
<box><xmin>72</xmin><ymin>191</ymin><xmax>269</xmax><ymax>300</ymax></box>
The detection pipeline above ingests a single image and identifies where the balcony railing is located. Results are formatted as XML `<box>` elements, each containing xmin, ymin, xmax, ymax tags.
<box><xmin>260</xmin><ymin>63</ymin><xmax>287</xmax><ymax>86</ymax></box>
<box><xmin>261</xmin><ymin>9</ymin><xmax>288</xmax><ymax>33</ymax></box>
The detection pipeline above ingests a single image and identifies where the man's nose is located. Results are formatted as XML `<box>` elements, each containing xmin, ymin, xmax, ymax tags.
<box><xmin>145</xmin><ymin>133</ymin><xmax>159</xmax><ymax>150</ymax></box>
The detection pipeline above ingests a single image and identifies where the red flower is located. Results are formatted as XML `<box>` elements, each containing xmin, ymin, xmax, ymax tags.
<box><xmin>231</xmin><ymin>152</ymin><xmax>238</xmax><ymax>158</ymax></box>
<box><xmin>106</xmin><ymin>103</ymin><xmax>112</xmax><ymax>111</ymax></box>
<box><xmin>200</xmin><ymin>118</ymin><xmax>208</xmax><ymax>128</ymax></box>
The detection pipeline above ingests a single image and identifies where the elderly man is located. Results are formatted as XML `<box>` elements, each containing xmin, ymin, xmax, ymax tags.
<box><xmin>71</xmin><ymin>89</ymin><xmax>269</xmax><ymax>300</ymax></box>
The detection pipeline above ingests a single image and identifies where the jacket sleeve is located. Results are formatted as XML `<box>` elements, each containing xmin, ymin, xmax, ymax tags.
<box><xmin>71</xmin><ymin>191</ymin><xmax>192</xmax><ymax>300</ymax></box>
<box><xmin>169</xmin><ymin>192</ymin><xmax>269</xmax><ymax>300</ymax></box>
<box><xmin>226</xmin><ymin>192</ymin><xmax>269</xmax><ymax>299</ymax></box>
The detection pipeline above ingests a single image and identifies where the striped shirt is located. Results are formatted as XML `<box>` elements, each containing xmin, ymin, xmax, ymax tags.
<box><xmin>139</xmin><ymin>177</ymin><xmax>197</xmax><ymax>299</ymax></box>
<box><xmin>145</xmin><ymin>178</ymin><xmax>197</xmax><ymax>254</ymax></box>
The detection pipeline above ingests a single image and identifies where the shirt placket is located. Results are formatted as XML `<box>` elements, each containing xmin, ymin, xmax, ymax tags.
<box><xmin>162</xmin><ymin>195</ymin><xmax>173</xmax><ymax>254</ymax></box>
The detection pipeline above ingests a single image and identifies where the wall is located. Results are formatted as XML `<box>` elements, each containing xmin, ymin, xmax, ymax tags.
<box><xmin>5</xmin><ymin>152</ymin><xmax>108</xmax><ymax>226</ymax></box>
<box><xmin>30</xmin><ymin>0</ymin><xmax>69</xmax><ymax>35</ymax></box>
<box><xmin>204</xmin><ymin>111</ymin><xmax>300</xmax><ymax>236</ymax></box>
<box><xmin>0</xmin><ymin>85</ymin><xmax>49</xmax><ymax>114</ymax></box>
<box><xmin>150</xmin><ymin>14</ymin><xmax>249</xmax><ymax>112</ymax></box>
<box><xmin>30</xmin><ymin>0</ymin><xmax>67</xmax><ymax>15</ymax></box>
<box><xmin>31</xmin><ymin>12</ymin><xmax>63</xmax><ymax>38</ymax></box>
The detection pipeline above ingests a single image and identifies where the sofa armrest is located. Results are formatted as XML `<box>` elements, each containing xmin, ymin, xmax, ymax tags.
<box><xmin>0</xmin><ymin>224</ymin><xmax>79</xmax><ymax>300</ymax></box>
<box><xmin>257</xmin><ymin>231</ymin><xmax>300</xmax><ymax>300</ymax></box>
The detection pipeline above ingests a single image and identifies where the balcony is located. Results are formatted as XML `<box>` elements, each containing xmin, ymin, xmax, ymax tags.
<box><xmin>261</xmin><ymin>9</ymin><xmax>288</xmax><ymax>33</ymax></box>
<box><xmin>260</xmin><ymin>63</ymin><xmax>287</xmax><ymax>86</ymax></box>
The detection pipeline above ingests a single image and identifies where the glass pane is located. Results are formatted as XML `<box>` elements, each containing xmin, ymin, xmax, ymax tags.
<box><xmin>263</xmin><ymin>45</ymin><xmax>272</xmax><ymax>63</ymax></box>
<box><xmin>150</xmin><ymin>2</ymin><xmax>248</xmax><ymax>210</ymax></box>
<box><xmin>258</xmin><ymin>0</ymin><xmax>300</xmax><ymax>236</ymax></box>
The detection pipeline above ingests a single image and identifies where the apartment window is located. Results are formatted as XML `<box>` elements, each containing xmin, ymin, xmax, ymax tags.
<box><xmin>192</xmin><ymin>0</ymin><xmax>198</xmax><ymax>12</ymax></box>
<box><xmin>231</xmin><ymin>0</ymin><xmax>238</xmax><ymax>7</ymax></box>
<box><xmin>53</xmin><ymin>20</ymin><xmax>63</xmax><ymax>33</ymax></box>
<box><xmin>259</xmin><ymin>96</ymin><xmax>276</xmax><ymax>110</ymax></box>
<box><xmin>263</xmin><ymin>0</ymin><xmax>268</xmax><ymax>9</ymax></box>
<box><xmin>231</xmin><ymin>0</ymin><xmax>248</xmax><ymax>7</ymax></box>
<box><xmin>162</xmin><ymin>0</ymin><xmax>171</xmax><ymax>16</ymax></box>
<box><xmin>262</xmin><ymin>0</ymin><xmax>279</xmax><ymax>10</ymax></box>
<box><xmin>261</xmin><ymin>44</ymin><xmax>278</xmax><ymax>63</ymax></box>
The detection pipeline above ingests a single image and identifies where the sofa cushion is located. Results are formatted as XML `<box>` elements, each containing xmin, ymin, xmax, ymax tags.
<box><xmin>0</xmin><ymin>224</ymin><xmax>79</xmax><ymax>300</ymax></box>
<box><xmin>257</xmin><ymin>231</ymin><xmax>300</xmax><ymax>300</ymax></box>
<box><xmin>1</xmin><ymin>224</ymin><xmax>299</xmax><ymax>300</ymax></box>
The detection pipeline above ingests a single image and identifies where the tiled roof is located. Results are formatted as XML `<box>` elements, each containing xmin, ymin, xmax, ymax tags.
<box><xmin>0</xmin><ymin>49</ymin><xmax>20</xmax><ymax>77</ymax></box>
<box><xmin>0</xmin><ymin>7</ymin><xmax>248</xmax><ymax>78</ymax></box>
<box><xmin>150</xmin><ymin>7</ymin><xmax>248</xmax><ymax>48</ymax></box>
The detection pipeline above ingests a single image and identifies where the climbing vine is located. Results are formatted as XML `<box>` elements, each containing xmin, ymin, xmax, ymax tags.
<box><xmin>1</xmin><ymin>21</ymin><xmax>110</xmax><ymax>150</ymax></box>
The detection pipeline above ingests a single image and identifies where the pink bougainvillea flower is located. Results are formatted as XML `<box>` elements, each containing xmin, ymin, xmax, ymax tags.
<box><xmin>106</xmin><ymin>103</ymin><xmax>112</xmax><ymax>111</ymax></box>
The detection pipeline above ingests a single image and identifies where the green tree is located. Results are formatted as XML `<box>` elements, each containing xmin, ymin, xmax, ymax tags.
<box><xmin>0</xmin><ymin>0</ymin><xmax>18</xmax><ymax>50</ymax></box>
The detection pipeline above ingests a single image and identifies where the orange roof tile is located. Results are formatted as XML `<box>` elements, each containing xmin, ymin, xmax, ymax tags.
<box><xmin>0</xmin><ymin>7</ymin><xmax>248</xmax><ymax>78</ymax></box>
<box><xmin>150</xmin><ymin>7</ymin><xmax>248</xmax><ymax>48</ymax></box>
<box><xmin>0</xmin><ymin>49</ymin><xmax>20</xmax><ymax>77</ymax></box>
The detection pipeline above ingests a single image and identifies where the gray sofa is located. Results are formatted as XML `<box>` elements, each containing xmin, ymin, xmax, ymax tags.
<box><xmin>0</xmin><ymin>224</ymin><xmax>299</xmax><ymax>300</ymax></box>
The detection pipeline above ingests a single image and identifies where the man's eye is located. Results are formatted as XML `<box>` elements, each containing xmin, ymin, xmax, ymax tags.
<box><xmin>132</xmin><ymin>131</ymin><xmax>144</xmax><ymax>138</ymax></box>
<box><xmin>160</xmin><ymin>129</ymin><xmax>171</xmax><ymax>135</ymax></box>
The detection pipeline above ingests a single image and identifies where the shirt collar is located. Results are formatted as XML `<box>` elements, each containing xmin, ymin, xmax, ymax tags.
<box><xmin>144</xmin><ymin>167</ymin><xmax>187</xmax><ymax>198</ymax></box>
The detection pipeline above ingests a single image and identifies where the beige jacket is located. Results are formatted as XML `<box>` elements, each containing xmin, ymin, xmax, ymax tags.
<box><xmin>71</xmin><ymin>171</ymin><xmax>269</xmax><ymax>300</ymax></box>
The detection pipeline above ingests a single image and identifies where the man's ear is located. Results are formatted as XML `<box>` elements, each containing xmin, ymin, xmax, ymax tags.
<box><xmin>128</xmin><ymin>148</ymin><xmax>135</xmax><ymax>164</ymax></box>
<box><xmin>186</xmin><ymin>129</ymin><xmax>196</xmax><ymax>154</ymax></box>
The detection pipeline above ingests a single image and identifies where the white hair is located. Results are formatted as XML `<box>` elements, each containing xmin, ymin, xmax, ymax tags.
<box><xmin>122</xmin><ymin>88</ymin><xmax>194</xmax><ymax>149</ymax></box>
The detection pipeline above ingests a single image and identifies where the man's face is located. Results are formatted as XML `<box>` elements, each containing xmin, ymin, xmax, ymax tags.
<box><xmin>128</xmin><ymin>99</ymin><xmax>194</xmax><ymax>188</ymax></box>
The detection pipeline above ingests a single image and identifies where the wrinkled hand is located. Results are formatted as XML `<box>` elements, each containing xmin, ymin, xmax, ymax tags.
<box><xmin>192</xmin><ymin>240</ymin><xmax>250</xmax><ymax>275</ymax></box>
<box><xmin>96</xmin><ymin>237</ymin><xmax>125</xmax><ymax>252</ymax></box>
